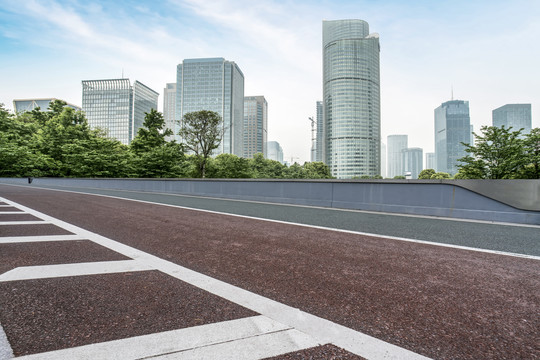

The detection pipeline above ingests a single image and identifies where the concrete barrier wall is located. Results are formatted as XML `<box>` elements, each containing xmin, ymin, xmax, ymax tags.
<box><xmin>1</xmin><ymin>178</ymin><xmax>539</xmax><ymax>225</ymax></box>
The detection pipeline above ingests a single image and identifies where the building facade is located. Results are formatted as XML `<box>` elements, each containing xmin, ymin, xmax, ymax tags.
<box><xmin>176</xmin><ymin>58</ymin><xmax>244</xmax><ymax>157</ymax></box>
<box><xmin>81</xmin><ymin>79</ymin><xmax>158</xmax><ymax>145</ymax></box>
<box><xmin>315</xmin><ymin>101</ymin><xmax>323</xmax><ymax>162</ymax></box>
<box><xmin>425</xmin><ymin>152</ymin><xmax>436</xmax><ymax>170</ymax></box>
<box><xmin>13</xmin><ymin>98</ymin><xmax>81</xmax><ymax>113</ymax></box>
<box><xmin>387</xmin><ymin>135</ymin><xmax>408</xmax><ymax>178</ymax></box>
<box><xmin>492</xmin><ymin>104</ymin><xmax>532</xmax><ymax>135</ymax></box>
<box><xmin>163</xmin><ymin>83</ymin><xmax>177</xmax><ymax>141</ymax></box>
<box><xmin>434</xmin><ymin>100</ymin><xmax>471</xmax><ymax>176</ymax></box>
<box><xmin>243</xmin><ymin>96</ymin><xmax>268</xmax><ymax>158</ymax></box>
<box><xmin>322</xmin><ymin>19</ymin><xmax>381</xmax><ymax>179</ymax></box>
<box><xmin>267</xmin><ymin>141</ymin><xmax>284</xmax><ymax>164</ymax></box>
<box><xmin>401</xmin><ymin>147</ymin><xmax>423</xmax><ymax>179</ymax></box>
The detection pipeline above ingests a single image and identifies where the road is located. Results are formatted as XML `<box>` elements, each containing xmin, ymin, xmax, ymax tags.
<box><xmin>0</xmin><ymin>183</ymin><xmax>539</xmax><ymax>359</ymax></box>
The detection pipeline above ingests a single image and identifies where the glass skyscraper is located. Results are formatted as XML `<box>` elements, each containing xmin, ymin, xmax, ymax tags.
<box><xmin>315</xmin><ymin>101</ymin><xmax>323</xmax><ymax>162</ymax></box>
<box><xmin>322</xmin><ymin>19</ymin><xmax>381</xmax><ymax>179</ymax></box>
<box><xmin>163</xmin><ymin>83</ymin><xmax>177</xmax><ymax>141</ymax></box>
<box><xmin>434</xmin><ymin>100</ymin><xmax>471</xmax><ymax>176</ymax></box>
<box><xmin>492</xmin><ymin>104</ymin><xmax>532</xmax><ymax>135</ymax></box>
<box><xmin>267</xmin><ymin>141</ymin><xmax>284</xmax><ymax>164</ymax></box>
<box><xmin>401</xmin><ymin>147</ymin><xmax>423</xmax><ymax>179</ymax></box>
<box><xmin>387</xmin><ymin>135</ymin><xmax>408</xmax><ymax>178</ymax></box>
<box><xmin>176</xmin><ymin>58</ymin><xmax>244</xmax><ymax>157</ymax></box>
<box><xmin>82</xmin><ymin>79</ymin><xmax>158</xmax><ymax>145</ymax></box>
<box><xmin>243</xmin><ymin>96</ymin><xmax>268</xmax><ymax>158</ymax></box>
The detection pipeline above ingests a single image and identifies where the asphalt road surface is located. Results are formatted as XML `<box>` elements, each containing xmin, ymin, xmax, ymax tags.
<box><xmin>0</xmin><ymin>183</ymin><xmax>539</xmax><ymax>359</ymax></box>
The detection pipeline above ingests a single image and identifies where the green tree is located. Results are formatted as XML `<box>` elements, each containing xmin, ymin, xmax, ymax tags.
<box><xmin>430</xmin><ymin>172</ymin><xmax>451</xmax><ymax>179</ymax></box>
<box><xmin>302</xmin><ymin>162</ymin><xmax>333</xmax><ymax>179</ymax></box>
<box><xmin>131</xmin><ymin>109</ymin><xmax>186</xmax><ymax>178</ymax></box>
<box><xmin>179</xmin><ymin>110</ymin><xmax>223</xmax><ymax>178</ymax></box>
<box><xmin>393</xmin><ymin>175</ymin><xmax>406</xmax><ymax>179</ymax></box>
<box><xmin>249</xmin><ymin>153</ymin><xmax>285</xmax><ymax>178</ymax></box>
<box><xmin>283</xmin><ymin>163</ymin><xmax>306</xmax><ymax>179</ymax></box>
<box><xmin>418</xmin><ymin>168</ymin><xmax>436</xmax><ymax>179</ymax></box>
<box><xmin>457</xmin><ymin>126</ymin><xmax>525</xmax><ymax>179</ymax></box>
<box><xmin>520</xmin><ymin>128</ymin><xmax>540</xmax><ymax>179</ymax></box>
<box><xmin>207</xmin><ymin>153</ymin><xmax>252</xmax><ymax>178</ymax></box>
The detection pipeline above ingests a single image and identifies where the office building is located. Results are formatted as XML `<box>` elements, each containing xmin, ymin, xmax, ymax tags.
<box><xmin>315</xmin><ymin>101</ymin><xmax>323</xmax><ymax>162</ymax></box>
<box><xmin>163</xmin><ymin>83</ymin><xmax>177</xmax><ymax>141</ymax></box>
<box><xmin>243</xmin><ymin>96</ymin><xmax>268</xmax><ymax>158</ymax></box>
<box><xmin>387</xmin><ymin>135</ymin><xmax>408</xmax><ymax>178</ymax></box>
<box><xmin>402</xmin><ymin>147</ymin><xmax>423</xmax><ymax>179</ymax></box>
<box><xmin>322</xmin><ymin>19</ymin><xmax>381</xmax><ymax>178</ymax></box>
<box><xmin>267</xmin><ymin>141</ymin><xmax>284</xmax><ymax>164</ymax></box>
<box><xmin>176</xmin><ymin>58</ymin><xmax>244</xmax><ymax>156</ymax></box>
<box><xmin>425</xmin><ymin>152</ymin><xmax>435</xmax><ymax>170</ymax></box>
<box><xmin>492</xmin><ymin>104</ymin><xmax>532</xmax><ymax>135</ymax></box>
<box><xmin>82</xmin><ymin>79</ymin><xmax>158</xmax><ymax>145</ymax></box>
<box><xmin>434</xmin><ymin>100</ymin><xmax>471</xmax><ymax>176</ymax></box>
<box><xmin>380</xmin><ymin>142</ymin><xmax>386</xmax><ymax>178</ymax></box>
<box><xmin>13</xmin><ymin>98</ymin><xmax>81</xmax><ymax>113</ymax></box>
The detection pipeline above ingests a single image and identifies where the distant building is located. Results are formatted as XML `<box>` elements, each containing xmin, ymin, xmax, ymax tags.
<box><xmin>82</xmin><ymin>79</ymin><xmax>158</xmax><ymax>145</ymax></box>
<box><xmin>176</xmin><ymin>58</ymin><xmax>244</xmax><ymax>156</ymax></box>
<box><xmin>163</xmin><ymin>83</ymin><xmax>177</xmax><ymax>141</ymax></box>
<box><xmin>402</xmin><ymin>147</ymin><xmax>423</xmax><ymax>179</ymax></box>
<box><xmin>434</xmin><ymin>100</ymin><xmax>471</xmax><ymax>176</ymax></box>
<box><xmin>267</xmin><ymin>141</ymin><xmax>284</xmax><ymax>164</ymax></box>
<box><xmin>425</xmin><ymin>152</ymin><xmax>436</xmax><ymax>170</ymax></box>
<box><xmin>315</xmin><ymin>101</ymin><xmax>323</xmax><ymax>162</ymax></box>
<box><xmin>13</xmin><ymin>98</ymin><xmax>81</xmax><ymax>113</ymax></box>
<box><xmin>380</xmin><ymin>142</ymin><xmax>387</xmax><ymax>178</ymax></box>
<box><xmin>387</xmin><ymin>135</ymin><xmax>408</xmax><ymax>178</ymax></box>
<box><xmin>323</xmin><ymin>19</ymin><xmax>381</xmax><ymax>178</ymax></box>
<box><xmin>243</xmin><ymin>96</ymin><xmax>268</xmax><ymax>158</ymax></box>
<box><xmin>492</xmin><ymin>104</ymin><xmax>532</xmax><ymax>135</ymax></box>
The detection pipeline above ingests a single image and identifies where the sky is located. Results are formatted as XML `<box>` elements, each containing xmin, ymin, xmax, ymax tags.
<box><xmin>1</xmin><ymin>0</ymin><xmax>539</xmax><ymax>165</ymax></box>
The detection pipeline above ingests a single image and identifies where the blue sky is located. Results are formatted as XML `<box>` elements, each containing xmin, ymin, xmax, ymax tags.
<box><xmin>1</xmin><ymin>0</ymin><xmax>539</xmax><ymax>164</ymax></box>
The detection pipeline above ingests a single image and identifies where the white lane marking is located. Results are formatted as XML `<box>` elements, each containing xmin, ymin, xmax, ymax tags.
<box><xmin>15</xmin><ymin>316</ymin><xmax>314</xmax><ymax>360</ymax></box>
<box><xmin>0</xmin><ymin>211</ymin><xmax>26</xmax><ymax>214</ymax></box>
<box><xmin>0</xmin><ymin>205</ymin><xmax>14</xmax><ymax>207</ymax></box>
<box><xmin>0</xmin><ymin>235</ymin><xmax>86</xmax><ymax>244</ymax></box>
<box><xmin>5</xmin><ymin>186</ymin><xmax>537</xmax><ymax>261</ymax></box>
<box><xmin>0</xmin><ymin>221</ymin><xmax>50</xmax><ymax>225</ymax></box>
<box><xmin>0</xmin><ymin>325</ymin><xmax>14</xmax><ymax>360</ymax></box>
<box><xmin>0</xmin><ymin>197</ymin><xmax>431</xmax><ymax>360</ymax></box>
<box><xmin>0</xmin><ymin>260</ymin><xmax>151</xmax><ymax>282</ymax></box>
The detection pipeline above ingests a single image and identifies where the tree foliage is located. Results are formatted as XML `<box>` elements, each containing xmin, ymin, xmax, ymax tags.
<box><xmin>179</xmin><ymin>110</ymin><xmax>223</xmax><ymax>178</ymax></box>
<box><xmin>418</xmin><ymin>169</ymin><xmax>436</xmax><ymax>179</ymax></box>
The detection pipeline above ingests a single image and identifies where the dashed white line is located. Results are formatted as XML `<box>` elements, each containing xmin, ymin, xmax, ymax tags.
<box><xmin>0</xmin><ymin>221</ymin><xmax>50</xmax><ymax>225</ymax></box>
<box><xmin>0</xmin><ymin>235</ymin><xmax>86</xmax><ymax>244</ymax></box>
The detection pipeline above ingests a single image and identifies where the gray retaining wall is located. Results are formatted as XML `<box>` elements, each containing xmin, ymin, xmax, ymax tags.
<box><xmin>1</xmin><ymin>178</ymin><xmax>539</xmax><ymax>225</ymax></box>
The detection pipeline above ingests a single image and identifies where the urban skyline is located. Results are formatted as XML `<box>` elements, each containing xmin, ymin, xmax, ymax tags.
<box><xmin>1</xmin><ymin>1</ymin><xmax>539</xmax><ymax>164</ymax></box>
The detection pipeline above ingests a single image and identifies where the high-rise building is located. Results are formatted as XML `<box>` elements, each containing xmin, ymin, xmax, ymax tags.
<box><xmin>82</xmin><ymin>79</ymin><xmax>158</xmax><ymax>145</ymax></box>
<box><xmin>425</xmin><ymin>152</ymin><xmax>436</xmax><ymax>170</ymax></box>
<box><xmin>380</xmin><ymin>142</ymin><xmax>386</xmax><ymax>178</ymax></box>
<box><xmin>13</xmin><ymin>98</ymin><xmax>81</xmax><ymax>113</ymax></box>
<box><xmin>322</xmin><ymin>19</ymin><xmax>381</xmax><ymax>179</ymax></box>
<box><xmin>315</xmin><ymin>101</ymin><xmax>323</xmax><ymax>162</ymax></box>
<box><xmin>401</xmin><ymin>147</ymin><xmax>423</xmax><ymax>179</ymax></box>
<box><xmin>492</xmin><ymin>104</ymin><xmax>532</xmax><ymax>135</ymax></box>
<box><xmin>163</xmin><ymin>83</ymin><xmax>177</xmax><ymax>141</ymax></box>
<box><xmin>434</xmin><ymin>100</ymin><xmax>471</xmax><ymax>176</ymax></box>
<box><xmin>267</xmin><ymin>141</ymin><xmax>284</xmax><ymax>164</ymax></box>
<box><xmin>243</xmin><ymin>96</ymin><xmax>268</xmax><ymax>158</ymax></box>
<box><xmin>176</xmin><ymin>58</ymin><xmax>244</xmax><ymax>157</ymax></box>
<box><xmin>387</xmin><ymin>135</ymin><xmax>408</xmax><ymax>178</ymax></box>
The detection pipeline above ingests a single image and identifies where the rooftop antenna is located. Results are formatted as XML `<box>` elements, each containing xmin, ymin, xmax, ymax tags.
<box><xmin>451</xmin><ymin>85</ymin><xmax>454</xmax><ymax>101</ymax></box>
<box><xmin>122</xmin><ymin>68</ymin><xmax>124</xmax><ymax>79</ymax></box>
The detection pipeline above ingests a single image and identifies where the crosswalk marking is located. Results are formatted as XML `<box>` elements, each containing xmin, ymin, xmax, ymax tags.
<box><xmin>0</xmin><ymin>235</ymin><xmax>86</xmax><ymax>244</ymax></box>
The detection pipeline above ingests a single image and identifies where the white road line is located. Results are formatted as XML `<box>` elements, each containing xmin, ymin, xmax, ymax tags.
<box><xmin>0</xmin><ymin>211</ymin><xmax>26</xmax><ymax>214</ymax></box>
<box><xmin>0</xmin><ymin>196</ymin><xmax>432</xmax><ymax>360</ymax></box>
<box><xmin>0</xmin><ymin>221</ymin><xmax>50</xmax><ymax>225</ymax></box>
<box><xmin>0</xmin><ymin>260</ymin><xmax>151</xmax><ymax>282</ymax></box>
<box><xmin>0</xmin><ymin>235</ymin><xmax>86</xmax><ymax>244</ymax></box>
<box><xmin>0</xmin><ymin>325</ymin><xmax>14</xmax><ymax>360</ymax></box>
<box><xmin>15</xmin><ymin>316</ymin><xmax>316</xmax><ymax>360</ymax></box>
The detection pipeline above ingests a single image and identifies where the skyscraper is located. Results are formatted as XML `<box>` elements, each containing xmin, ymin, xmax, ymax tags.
<box><xmin>315</xmin><ymin>101</ymin><xmax>323</xmax><ymax>162</ymax></box>
<box><xmin>492</xmin><ymin>104</ymin><xmax>532</xmax><ymax>135</ymax></box>
<box><xmin>267</xmin><ymin>141</ymin><xmax>284</xmax><ymax>164</ymax></box>
<box><xmin>434</xmin><ymin>100</ymin><xmax>471</xmax><ymax>176</ymax></box>
<box><xmin>176</xmin><ymin>58</ymin><xmax>244</xmax><ymax>157</ymax></box>
<box><xmin>425</xmin><ymin>152</ymin><xmax>436</xmax><ymax>170</ymax></box>
<box><xmin>322</xmin><ymin>19</ymin><xmax>381</xmax><ymax>179</ymax></box>
<box><xmin>82</xmin><ymin>79</ymin><xmax>158</xmax><ymax>145</ymax></box>
<box><xmin>243</xmin><ymin>96</ymin><xmax>268</xmax><ymax>158</ymax></box>
<box><xmin>387</xmin><ymin>135</ymin><xmax>408</xmax><ymax>178</ymax></box>
<box><xmin>163</xmin><ymin>83</ymin><xmax>177</xmax><ymax>141</ymax></box>
<box><xmin>401</xmin><ymin>147</ymin><xmax>423</xmax><ymax>179</ymax></box>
